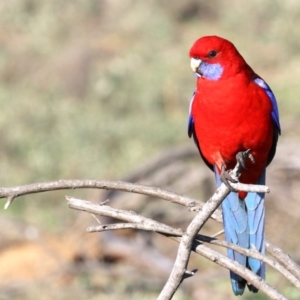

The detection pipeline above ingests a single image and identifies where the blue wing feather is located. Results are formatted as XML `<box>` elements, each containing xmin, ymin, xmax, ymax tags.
<box><xmin>254</xmin><ymin>77</ymin><xmax>281</xmax><ymax>167</ymax></box>
<box><xmin>187</xmin><ymin>91</ymin><xmax>196</xmax><ymax>138</ymax></box>
<box><xmin>188</xmin><ymin>91</ymin><xmax>213</xmax><ymax>171</ymax></box>
<box><xmin>254</xmin><ymin>77</ymin><xmax>281</xmax><ymax>134</ymax></box>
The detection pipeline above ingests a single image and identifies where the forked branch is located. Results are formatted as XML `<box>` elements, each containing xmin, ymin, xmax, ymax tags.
<box><xmin>67</xmin><ymin>196</ymin><xmax>288</xmax><ymax>300</ymax></box>
<box><xmin>0</xmin><ymin>172</ymin><xmax>295</xmax><ymax>300</ymax></box>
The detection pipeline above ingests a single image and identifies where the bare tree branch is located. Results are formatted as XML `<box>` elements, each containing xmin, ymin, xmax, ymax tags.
<box><xmin>0</xmin><ymin>180</ymin><xmax>223</xmax><ymax>220</ymax></box>
<box><xmin>266</xmin><ymin>241</ymin><xmax>300</xmax><ymax>281</ymax></box>
<box><xmin>86</xmin><ymin>220</ymin><xmax>300</xmax><ymax>291</ymax></box>
<box><xmin>157</xmin><ymin>162</ymin><xmax>264</xmax><ymax>300</ymax></box>
<box><xmin>158</xmin><ymin>181</ymin><xmax>231</xmax><ymax>299</ymax></box>
<box><xmin>199</xmin><ymin>236</ymin><xmax>300</xmax><ymax>290</ymax></box>
<box><xmin>87</xmin><ymin>223</ymin><xmax>183</xmax><ymax>236</ymax></box>
<box><xmin>67</xmin><ymin>196</ymin><xmax>289</xmax><ymax>299</ymax></box>
<box><xmin>0</xmin><ymin>179</ymin><xmax>268</xmax><ymax>218</ymax></box>
<box><xmin>67</xmin><ymin>196</ymin><xmax>182</xmax><ymax>237</ymax></box>
<box><xmin>189</xmin><ymin>241</ymin><xmax>288</xmax><ymax>300</ymax></box>
<box><xmin>211</xmin><ymin>229</ymin><xmax>224</xmax><ymax>238</ymax></box>
<box><xmin>0</xmin><ymin>176</ymin><xmax>296</xmax><ymax>299</ymax></box>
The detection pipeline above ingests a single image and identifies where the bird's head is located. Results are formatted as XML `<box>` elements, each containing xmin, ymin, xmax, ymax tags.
<box><xmin>189</xmin><ymin>36</ymin><xmax>249</xmax><ymax>81</ymax></box>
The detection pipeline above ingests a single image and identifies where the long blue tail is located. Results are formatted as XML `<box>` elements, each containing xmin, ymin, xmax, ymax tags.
<box><xmin>215</xmin><ymin>168</ymin><xmax>266</xmax><ymax>295</ymax></box>
<box><xmin>245</xmin><ymin>169</ymin><xmax>266</xmax><ymax>292</ymax></box>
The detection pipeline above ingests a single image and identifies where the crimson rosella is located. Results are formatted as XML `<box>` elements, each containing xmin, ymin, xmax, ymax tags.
<box><xmin>188</xmin><ymin>36</ymin><xmax>280</xmax><ymax>295</ymax></box>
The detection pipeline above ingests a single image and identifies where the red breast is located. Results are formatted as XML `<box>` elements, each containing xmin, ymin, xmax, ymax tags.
<box><xmin>192</xmin><ymin>73</ymin><xmax>274</xmax><ymax>186</ymax></box>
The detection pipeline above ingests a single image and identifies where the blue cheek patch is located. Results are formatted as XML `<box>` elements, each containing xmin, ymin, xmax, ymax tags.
<box><xmin>200</xmin><ymin>62</ymin><xmax>224</xmax><ymax>80</ymax></box>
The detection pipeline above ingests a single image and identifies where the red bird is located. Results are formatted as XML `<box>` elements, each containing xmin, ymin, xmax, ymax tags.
<box><xmin>188</xmin><ymin>36</ymin><xmax>280</xmax><ymax>295</ymax></box>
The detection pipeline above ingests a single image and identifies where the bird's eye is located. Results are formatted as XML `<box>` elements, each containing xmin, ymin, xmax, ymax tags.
<box><xmin>207</xmin><ymin>50</ymin><xmax>218</xmax><ymax>58</ymax></box>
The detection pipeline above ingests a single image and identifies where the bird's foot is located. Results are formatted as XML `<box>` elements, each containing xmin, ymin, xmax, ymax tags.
<box><xmin>236</xmin><ymin>149</ymin><xmax>255</xmax><ymax>171</ymax></box>
<box><xmin>220</xmin><ymin>150</ymin><xmax>255</xmax><ymax>192</ymax></box>
<box><xmin>220</xmin><ymin>165</ymin><xmax>238</xmax><ymax>192</ymax></box>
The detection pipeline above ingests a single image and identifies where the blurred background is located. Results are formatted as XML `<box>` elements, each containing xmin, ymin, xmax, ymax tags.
<box><xmin>0</xmin><ymin>1</ymin><xmax>299</xmax><ymax>299</ymax></box>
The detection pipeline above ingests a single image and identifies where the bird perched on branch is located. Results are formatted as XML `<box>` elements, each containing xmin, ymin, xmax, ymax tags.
<box><xmin>188</xmin><ymin>36</ymin><xmax>280</xmax><ymax>295</ymax></box>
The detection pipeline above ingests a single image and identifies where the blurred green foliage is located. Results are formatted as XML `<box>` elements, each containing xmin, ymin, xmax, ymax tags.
<box><xmin>0</xmin><ymin>0</ymin><xmax>299</xmax><ymax>186</ymax></box>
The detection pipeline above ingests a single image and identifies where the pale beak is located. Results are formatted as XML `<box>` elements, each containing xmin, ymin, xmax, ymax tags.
<box><xmin>190</xmin><ymin>58</ymin><xmax>202</xmax><ymax>74</ymax></box>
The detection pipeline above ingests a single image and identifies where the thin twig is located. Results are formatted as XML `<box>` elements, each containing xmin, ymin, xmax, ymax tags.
<box><xmin>90</xmin><ymin>214</ymin><xmax>102</xmax><ymax>225</ymax></box>
<box><xmin>198</xmin><ymin>235</ymin><xmax>300</xmax><ymax>290</ymax></box>
<box><xmin>0</xmin><ymin>176</ymin><xmax>295</xmax><ymax>299</ymax></box>
<box><xmin>0</xmin><ymin>179</ymin><xmax>269</xmax><ymax>220</ymax></box>
<box><xmin>67</xmin><ymin>194</ymin><xmax>290</xmax><ymax>299</ymax></box>
<box><xmin>4</xmin><ymin>196</ymin><xmax>15</xmax><ymax>210</ymax></box>
<box><xmin>0</xmin><ymin>180</ymin><xmax>221</xmax><ymax>221</ymax></box>
<box><xmin>266</xmin><ymin>241</ymin><xmax>300</xmax><ymax>281</ymax></box>
<box><xmin>87</xmin><ymin>223</ymin><xmax>183</xmax><ymax>236</ymax></box>
<box><xmin>67</xmin><ymin>196</ymin><xmax>183</xmax><ymax>237</ymax></box>
<box><xmin>86</xmin><ymin>217</ymin><xmax>300</xmax><ymax>291</ymax></box>
<box><xmin>188</xmin><ymin>240</ymin><xmax>288</xmax><ymax>300</ymax></box>
<box><xmin>211</xmin><ymin>229</ymin><xmax>224</xmax><ymax>238</ymax></box>
<box><xmin>157</xmin><ymin>163</ymin><xmax>241</xmax><ymax>300</ymax></box>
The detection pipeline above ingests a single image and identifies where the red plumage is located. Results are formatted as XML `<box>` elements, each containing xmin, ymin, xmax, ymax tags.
<box><xmin>189</xmin><ymin>36</ymin><xmax>274</xmax><ymax>199</ymax></box>
<box><xmin>189</xmin><ymin>36</ymin><xmax>280</xmax><ymax>295</ymax></box>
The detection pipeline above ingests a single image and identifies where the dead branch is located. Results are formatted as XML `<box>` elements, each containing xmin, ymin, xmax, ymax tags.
<box><xmin>67</xmin><ymin>197</ymin><xmax>182</xmax><ymax>237</ymax></box>
<box><xmin>67</xmin><ymin>196</ymin><xmax>289</xmax><ymax>299</ymax></box>
<box><xmin>157</xmin><ymin>162</ymin><xmax>235</xmax><ymax>300</ymax></box>
<box><xmin>189</xmin><ymin>241</ymin><xmax>288</xmax><ymax>300</ymax></box>
<box><xmin>86</xmin><ymin>219</ymin><xmax>300</xmax><ymax>291</ymax></box>
<box><xmin>199</xmin><ymin>236</ymin><xmax>300</xmax><ymax>290</ymax></box>
<box><xmin>0</xmin><ymin>174</ymin><xmax>296</xmax><ymax>299</ymax></box>
<box><xmin>266</xmin><ymin>241</ymin><xmax>300</xmax><ymax>281</ymax></box>
<box><xmin>87</xmin><ymin>223</ymin><xmax>183</xmax><ymax>236</ymax></box>
<box><xmin>0</xmin><ymin>179</ymin><xmax>268</xmax><ymax>222</ymax></box>
<box><xmin>0</xmin><ymin>180</ymin><xmax>222</xmax><ymax>219</ymax></box>
<box><xmin>125</xmin><ymin>161</ymin><xmax>269</xmax><ymax>300</ymax></box>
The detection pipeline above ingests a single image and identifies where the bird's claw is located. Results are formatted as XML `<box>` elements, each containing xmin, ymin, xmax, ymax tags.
<box><xmin>236</xmin><ymin>149</ymin><xmax>255</xmax><ymax>171</ymax></box>
<box><xmin>220</xmin><ymin>165</ymin><xmax>238</xmax><ymax>192</ymax></box>
<box><xmin>220</xmin><ymin>150</ymin><xmax>255</xmax><ymax>192</ymax></box>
